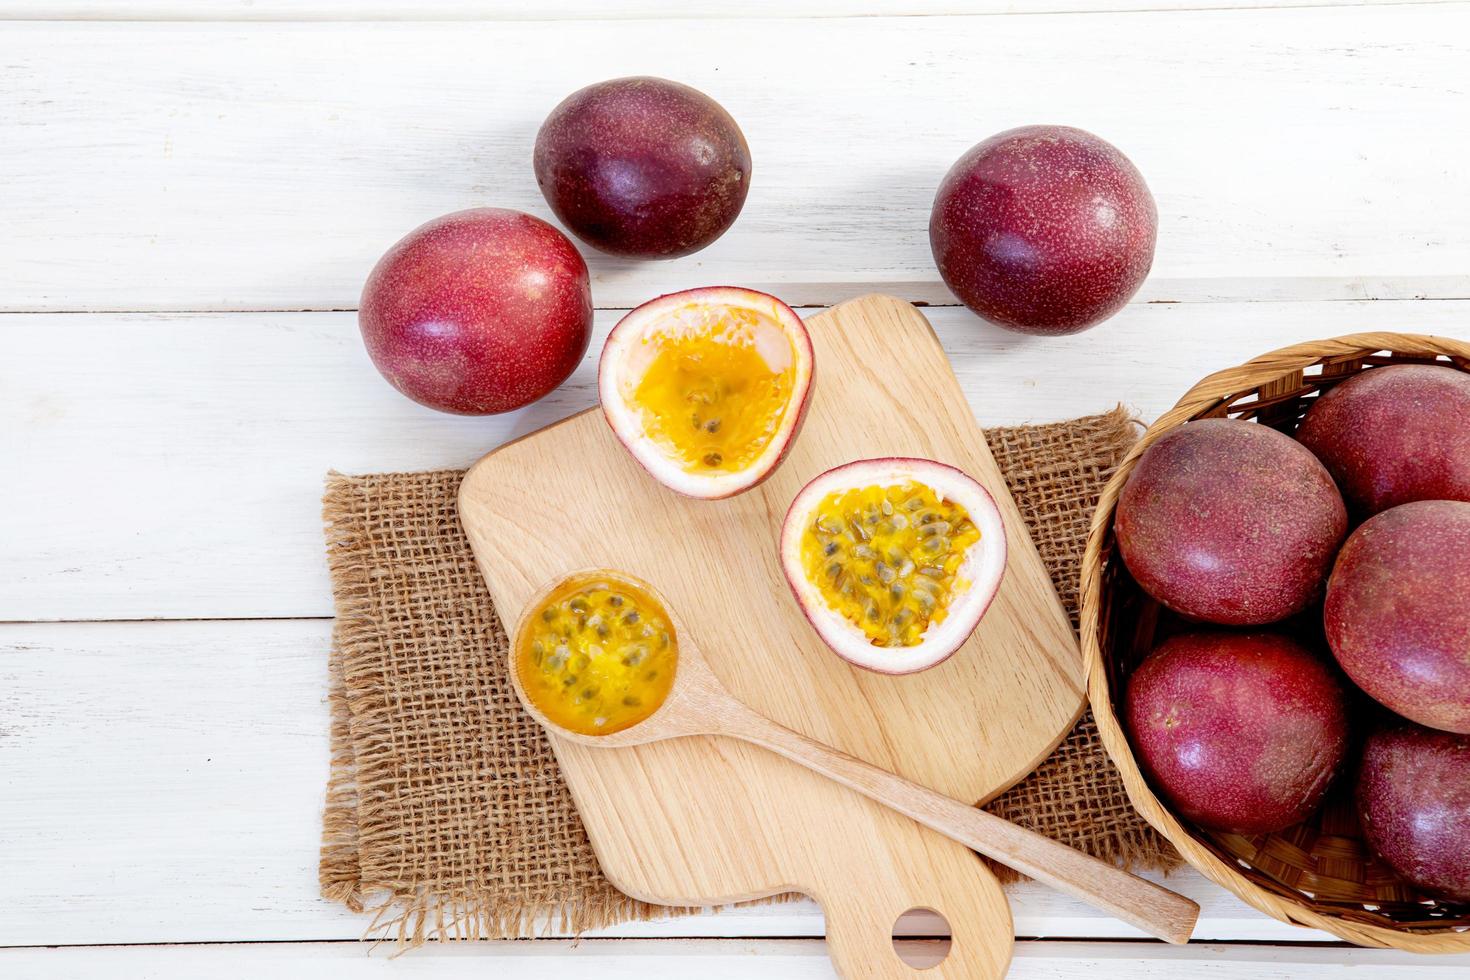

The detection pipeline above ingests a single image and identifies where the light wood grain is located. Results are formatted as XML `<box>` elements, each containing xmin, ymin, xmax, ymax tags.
<box><xmin>460</xmin><ymin>295</ymin><xmax>1086</xmax><ymax>978</ymax></box>
<box><xmin>3</xmin><ymin>7</ymin><xmax>1468</xmax><ymax>311</ymax></box>
<box><xmin>7</xmin><ymin>298</ymin><xmax>1470</xmax><ymax>623</ymax></box>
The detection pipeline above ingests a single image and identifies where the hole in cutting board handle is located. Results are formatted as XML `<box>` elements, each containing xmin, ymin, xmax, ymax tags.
<box><xmin>892</xmin><ymin>906</ymin><xmax>952</xmax><ymax>970</ymax></box>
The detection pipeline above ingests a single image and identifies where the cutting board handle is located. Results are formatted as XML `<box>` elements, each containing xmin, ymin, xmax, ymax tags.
<box><xmin>710</xmin><ymin>696</ymin><xmax>1199</xmax><ymax>946</ymax></box>
<box><xmin>818</xmin><ymin>850</ymin><xmax>1013</xmax><ymax>979</ymax></box>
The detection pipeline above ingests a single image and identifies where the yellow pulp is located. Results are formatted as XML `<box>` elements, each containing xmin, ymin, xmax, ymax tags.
<box><xmin>516</xmin><ymin>575</ymin><xmax>677</xmax><ymax>736</ymax></box>
<box><xmin>800</xmin><ymin>482</ymin><xmax>982</xmax><ymax>648</ymax></box>
<box><xmin>631</xmin><ymin>306</ymin><xmax>797</xmax><ymax>474</ymax></box>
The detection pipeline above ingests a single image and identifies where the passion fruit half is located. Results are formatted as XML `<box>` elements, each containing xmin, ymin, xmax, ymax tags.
<box><xmin>599</xmin><ymin>287</ymin><xmax>814</xmax><ymax>499</ymax></box>
<box><xmin>514</xmin><ymin>570</ymin><xmax>679</xmax><ymax>737</ymax></box>
<box><xmin>780</xmin><ymin>458</ymin><xmax>1007</xmax><ymax>674</ymax></box>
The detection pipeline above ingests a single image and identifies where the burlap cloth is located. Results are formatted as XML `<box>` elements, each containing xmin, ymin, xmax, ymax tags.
<box><xmin>318</xmin><ymin>407</ymin><xmax>1179</xmax><ymax>946</ymax></box>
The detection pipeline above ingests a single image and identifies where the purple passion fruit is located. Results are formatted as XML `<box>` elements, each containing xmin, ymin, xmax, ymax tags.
<box><xmin>1115</xmin><ymin>418</ymin><xmax>1347</xmax><ymax>625</ymax></box>
<box><xmin>929</xmin><ymin>125</ymin><xmax>1156</xmax><ymax>335</ymax></box>
<box><xmin>1325</xmin><ymin>499</ymin><xmax>1470</xmax><ymax>734</ymax></box>
<box><xmin>1126</xmin><ymin>631</ymin><xmax>1351</xmax><ymax>835</ymax></box>
<box><xmin>1296</xmin><ymin>364</ymin><xmax>1470</xmax><ymax>517</ymax></box>
<box><xmin>1357</xmin><ymin>722</ymin><xmax>1470</xmax><ymax>902</ymax></box>
<box><xmin>535</xmin><ymin>77</ymin><xmax>751</xmax><ymax>259</ymax></box>
<box><xmin>359</xmin><ymin>208</ymin><xmax>592</xmax><ymax>415</ymax></box>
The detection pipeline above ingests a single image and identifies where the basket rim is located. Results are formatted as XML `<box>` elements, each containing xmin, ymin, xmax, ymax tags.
<box><xmin>1079</xmin><ymin>330</ymin><xmax>1470</xmax><ymax>952</ymax></box>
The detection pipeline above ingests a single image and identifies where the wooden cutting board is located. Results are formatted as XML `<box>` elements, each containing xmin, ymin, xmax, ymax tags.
<box><xmin>459</xmin><ymin>293</ymin><xmax>1084</xmax><ymax>979</ymax></box>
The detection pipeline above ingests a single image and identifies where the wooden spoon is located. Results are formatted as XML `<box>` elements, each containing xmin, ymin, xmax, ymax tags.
<box><xmin>510</xmin><ymin>569</ymin><xmax>1198</xmax><ymax>945</ymax></box>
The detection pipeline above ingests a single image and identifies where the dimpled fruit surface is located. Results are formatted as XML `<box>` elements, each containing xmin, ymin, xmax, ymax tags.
<box><xmin>1296</xmin><ymin>364</ymin><xmax>1470</xmax><ymax>517</ymax></box>
<box><xmin>1357</xmin><ymin>722</ymin><xmax>1470</xmax><ymax>902</ymax></box>
<box><xmin>534</xmin><ymin>76</ymin><xmax>751</xmax><ymax>258</ymax></box>
<box><xmin>1325</xmin><ymin>499</ymin><xmax>1470</xmax><ymax>734</ymax></box>
<box><xmin>359</xmin><ymin>207</ymin><xmax>592</xmax><ymax>415</ymax></box>
<box><xmin>1126</xmin><ymin>631</ymin><xmax>1350</xmax><ymax>835</ymax></box>
<box><xmin>800</xmin><ymin>482</ymin><xmax>983</xmax><ymax>648</ymax></box>
<box><xmin>929</xmin><ymin>125</ymin><xmax>1156</xmax><ymax>335</ymax></box>
<box><xmin>632</xmin><ymin>306</ymin><xmax>797</xmax><ymax>475</ymax></box>
<box><xmin>516</xmin><ymin>575</ymin><xmax>677</xmax><ymax>736</ymax></box>
<box><xmin>1115</xmin><ymin>418</ymin><xmax>1347</xmax><ymax>625</ymax></box>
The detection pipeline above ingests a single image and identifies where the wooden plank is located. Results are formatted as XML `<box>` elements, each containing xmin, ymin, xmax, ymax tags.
<box><xmin>0</xmin><ymin>618</ymin><xmax>1434</xmax><ymax>946</ymax></box>
<box><xmin>0</xmin><ymin>1</ymin><xmax>1442</xmax><ymax>20</ymax></box>
<box><xmin>5</xmin><ymin>299</ymin><xmax>1470</xmax><ymax>622</ymax></box>
<box><xmin>3</xmin><ymin>8</ymin><xmax>1468</xmax><ymax>311</ymax></box>
<box><xmin>3</xmin><ymin>940</ymin><xmax>1469</xmax><ymax>978</ymax></box>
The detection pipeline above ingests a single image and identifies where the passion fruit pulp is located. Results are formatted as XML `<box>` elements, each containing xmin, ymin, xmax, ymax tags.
<box><xmin>600</xmin><ymin>287</ymin><xmax>814</xmax><ymax>498</ymax></box>
<box><xmin>781</xmin><ymin>459</ymin><xmax>1006</xmax><ymax>674</ymax></box>
<box><xmin>515</xmin><ymin>572</ymin><xmax>678</xmax><ymax>736</ymax></box>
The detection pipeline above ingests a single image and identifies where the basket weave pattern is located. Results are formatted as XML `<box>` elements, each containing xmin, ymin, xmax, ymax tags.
<box><xmin>1080</xmin><ymin>333</ymin><xmax>1470</xmax><ymax>952</ymax></box>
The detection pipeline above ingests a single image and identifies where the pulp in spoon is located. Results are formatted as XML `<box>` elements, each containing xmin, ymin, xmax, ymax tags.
<box><xmin>516</xmin><ymin>572</ymin><xmax>678</xmax><ymax>735</ymax></box>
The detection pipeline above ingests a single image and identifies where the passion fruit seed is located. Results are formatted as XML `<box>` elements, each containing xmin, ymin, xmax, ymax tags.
<box><xmin>632</xmin><ymin>305</ymin><xmax>796</xmax><ymax>476</ymax></box>
<box><xmin>517</xmin><ymin>579</ymin><xmax>677</xmax><ymax>736</ymax></box>
<box><xmin>800</xmin><ymin>482</ymin><xmax>981</xmax><ymax>647</ymax></box>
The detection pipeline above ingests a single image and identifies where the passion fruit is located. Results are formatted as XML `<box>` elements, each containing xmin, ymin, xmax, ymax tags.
<box><xmin>1324</xmin><ymin>499</ymin><xmax>1470</xmax><ymax>734</ymax></box>
<box><xmin>534</xmin><ymin>77</ymin><xmax>751</xmax><ymax>259</ymax></box>
<box><xmin>929</xmin><ymin>125</ymin><xmax>1156</xmax><ymax>335</ymax></box>
<box><xmin>359</xmin><ymin>207</ymin><xmax>593</xmax><ymax>415</ymax></box>
<box><xmin>599</xmin><ymin>287</ymin><xmax>813</xmax><ymax>499</ymax></box>
<box><xmin>1126</xmin><ymin>631</ymin><xmax>1351</xmax><ymax>835</ymax></box>
<box><xmin>1296</xmin><ymin>364</ymin><xmax>1470</xmax><ymax>518</ymax></box>
<box><xmin>779</xmin><ymin>458</ymin><xmax>1006</xmax><ymax>675</ymax></box>
<box><xmin>1115</xmin><ymin>418</ymin><xmax>1347</xmax><ymax>625</ymax></box>
<box><xmin>1357</xmin><ymin>721</ymin><xmax>1470</xmax><ymax>902</ymax></box>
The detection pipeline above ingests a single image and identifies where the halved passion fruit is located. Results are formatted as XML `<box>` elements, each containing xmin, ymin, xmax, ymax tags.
<box><xmin>514</xmin><ymin>570</ymin><xmax>679</xmax><ymax>736</ymax></box>
<box><xmin>780</xmin><ymin>458</ymin><xmax>1007</xmax><ymax>674</ymax></box>
<box><xmin>599</xmin><ymin>287</ymin><xmax>814</xmax><ymax>498</ymax></box>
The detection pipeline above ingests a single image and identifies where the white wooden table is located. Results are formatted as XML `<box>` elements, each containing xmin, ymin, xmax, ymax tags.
<box><xmin>3</xmin><ymin>3</ymin><xmax>1468</xmax><ymax>977</ymax></box>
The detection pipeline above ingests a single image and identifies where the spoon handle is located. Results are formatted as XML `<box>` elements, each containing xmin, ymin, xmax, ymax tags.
<box><xmin>713</xmin><ymin>698</ymin><xmax>1198</xmax><ymax>945</ymax></box>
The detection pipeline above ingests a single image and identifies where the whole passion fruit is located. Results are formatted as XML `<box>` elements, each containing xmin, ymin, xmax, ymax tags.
<box><xmin>1296</xmin><ymin>364</ymin><xmax>1470</xmax><ymax>518</ymax></box>
<box><xmin>1126</xmin><ymin>631</ymin><xmax>1351</xmax><ymax>835</ymax></box>
<box><xmin>360</xmin><ymin>208</ymin><xmax>592</xmax><ymax>415</ymax></box>
<box><xmin>1357</xmin><ymin>722</ymin><xmax>1470</xmax><ymax>902</ymax></box>
<box><xmin>1115</xmin><ymin>418</ymin><xmax>1347</xmax><ymax>625</ymax></box>
<box><xmin>1324</xmin><ymin>499</ymin><xmax>1470</xmax><ymax>734</ymax></box>
<box><xmin>599</xmin><ymin>287</ymin><xmax>813</xmax><ymax>499</ymax></box>
<box><xmin>534</xmin><ymin>77</ymin><xmax>751</xmax><ymax>259</ymax></box>
<box><xmin>929</xmin><ymin>125</ymin><xmax>1156</xmax><ymax>335</ymax></box>
<box><xmin>780</xmin><ymin>458</ymin><xmax>1006</xmax><ymax>675</ymax></box>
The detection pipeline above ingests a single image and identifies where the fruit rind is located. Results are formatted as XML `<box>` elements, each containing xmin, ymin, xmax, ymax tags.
<box><xmin>780</xmin><ymin>457</ymin><xmax>1007</xmax><ymax>675</ymax></box>
<box><xmin>599</xmin><ymin>287</ymin><xmax>814</xmax><ymax>499</ymax></box>
<box><xmin>359</xmin><ymin>207</ymin><xmax>592</xmax><ymax>415</ymax></box>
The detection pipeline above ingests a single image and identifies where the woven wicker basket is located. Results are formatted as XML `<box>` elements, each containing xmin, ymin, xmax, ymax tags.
<box><xmin>1080</xmin><ymin>332</ymin><xmax>1470</xmax><ymax>952</ymax></box>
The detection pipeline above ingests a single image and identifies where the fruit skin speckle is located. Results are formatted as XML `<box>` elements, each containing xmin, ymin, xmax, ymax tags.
<box><xmin>1324</xmin><ymin>499</ymin><xmax>1470</xmax><ymax>734</ymax></box>
<box><xmin>929</xmin><ymin>125</ymin><xmax>1156</xmax><ymax>336</ymax></box>
<box><xmin>1115</xmin><ymin>418</ymin><xmax>1347</xmax><ymax>625</ymax></box>
<box><xmin>1357</xmin><ymin>722</ymin><xmax>1470</xmax><ymax>902</ymax></box>
<box><xmin>535</xmin><ymin>77</ymin><xmax>751</xmax><ymax>259</ymax></box>
<box><xmin>359</xmin><ymin>207</ymin><xmax>592</xmax><ymax>416</ymax></box>
<box><xmin>1296</xmin><ymin>364</ymin><xmax>1470</xmax><ymax>518</ymax></box>
<box><xmin>1126</xmin><ymin>631</ymin><xmax>1351</xmax><ymax>835</ymax></box>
